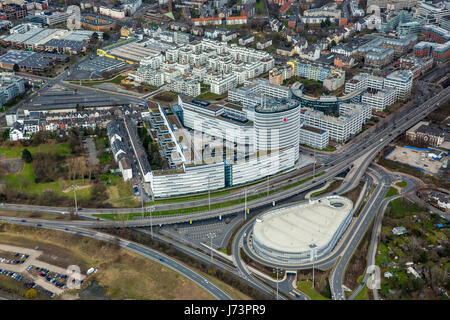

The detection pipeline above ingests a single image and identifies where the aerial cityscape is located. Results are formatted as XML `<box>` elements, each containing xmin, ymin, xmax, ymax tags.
<box><xmin>0</xmin><ymin>0</ymin><xmax>448</xmax><ymax>305</ymax></box>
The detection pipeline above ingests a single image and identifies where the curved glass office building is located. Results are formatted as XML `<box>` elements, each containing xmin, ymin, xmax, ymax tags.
<box><xmin>254</xmin><ymin>99</ymin><xmax>300</xmax><ymax>161</ymax></box>
<box><xmin>291</xmin><ymin>87</ymin><xmax>365</xmax><ymax>115</ymax></box>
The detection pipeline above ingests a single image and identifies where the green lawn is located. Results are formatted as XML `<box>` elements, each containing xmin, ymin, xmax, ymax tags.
<box><xmin>102</xmin><ymin>174</ymin><xmax>140</xmax><ymax>208</ymax></box>
<box><xmin>0</xmin><ymin>161</ymin><xmax>91</xmax><ymax>199</ymax></box>
<box><xmin>388</xmin><ymin>197</ymin><xmax>421</xmax><ymax>219</ymax></box>
<box><xmin>395</xmin><ymin>181</ymin><xmax>407</xmax><ymax>188</ymax></box>
<box><xmin>376</xmin><ymin>242</ymin><xmax>390</xmax><ymax>267</ymax></box>
<box><xmin>99</xmin><ymin>152</ymin><xmax>111</xmax><ymax>164</ymax></box>
<box><xmin>154</xmin><ymin>189</ymin><xmax>232</xmax><ymax>204</ymax></box>
<box><xmin>296</xmin><ymin>281</ymin><xmax>330</xmax><ymax>300</ymax></box>
<box><xmin>69</xmin><ymin>75</ymin><xmax>127</xmax><ymax>87</ymax></box>
<box><xmin>300</xmin><ymin>144</ymin><xmax>336</xmax><ymax>152</ymax></box>
<box><xmin>255</xmin><ymin>0</ymin><xmax>267</xmax><ymax>15</ymax></box>
<box><xmin>354</xmin><ymin>285</ymin><xmax>369</xmax><ymax>300</ymax></box>
<box><xmin>0</xmin><ymin>143</ymin><xmax>91</xmax><ymax>199</ymax></box>
<box><xmin>310</xmin><ymin>180</ymin><xmax>341</xmax><ymax>197</ymax></box>
<box><xmin>353</xmin><ymin>274</ymin><xmax>369</xmax><ymax>300</ymax></box>
<box><xmin>0</xmin><ymin>143</ymin><xmax>70</xmax><ymax>159</ymax></box>
<box><xmin>196</xmin><ymin>91</ymin><xmax>227</xmax><ymax>101</ymax></box>
<box><xmin>385</xmin><ymin>187</ymin><xmax>399</xmax><ymax>198</ymax></box>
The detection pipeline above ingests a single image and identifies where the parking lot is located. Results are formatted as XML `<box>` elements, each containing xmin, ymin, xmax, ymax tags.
<box><xmin>83</xmin><ymin>137</ymin><xmax>99</xmax><ymax>167</ymax></box>
<box><xmin>0</xmin><ymin>244</ymin><xmax>86</xmax><ymax>298</ymax></box>
<box><xmin>386</xmin><ymin>146</ymin><xmax>445</xmax><ymax>174</ymax></box>
<box><xmin>161</xmin><ymin>214</ymin><xmax>243</xmax><ymax>249</ymax></box>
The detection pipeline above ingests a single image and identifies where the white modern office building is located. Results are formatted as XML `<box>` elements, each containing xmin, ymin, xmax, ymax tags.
<box><xmin>150</xmin><ymin>162</ymin><xmax>226</xmax><ymax>198</ymax></box>
<box><xmin>230</xmin><ymin>146</ymin><xmax>297</xmax><ymax>186</ymax></box>
<box><xmin>145</xmin><ymin>95</ymin><xmax>306</xmax><ymax>197</ymax></box>
<box><xmin>414</xmin><ymin>1</ymin><xmax>450</xmax><ymax>24</ymax></box>
<box><xmin>252</xmin><ymin>196</ymin><xmax>353</xmax><ymax>264</ymax></box>
<box><xmin>384</xmin><ymin>70</ymin><xmax>413</xmax><ymax>101</ymax></box>
<box><xmin>299</xmin><ymin>107</ymin><xmax>364</xmax><ymax>143</ymax></box>
<box><xmin>344</xmin><ymin>73</ymin><xmax>384</xmax><ymax>94</ymax></box>
<box><xmin>0</xmin><ymin>74</ymin><xmax>25</xmax><ymax>109</ymax></box>
<box><xmin>179</xmin><ymin>95</ymin><xmax>255</xmax><ymax>146</ymax></box>
<box><xmin>345</xmin><ymin>70</ymin><xmax>413</xmax><ymax>105</ymax></box>
<box><xmin>361</xmin><ymin>87</ymin><xmax>396</xmax><ymax>111</ymax></box>
<box><xmin>170</xmin><ymin>77</ymin><xmax>201</xmax><ymax>97</ymax></box>
<box><xmin>228</xmin><ymin>78</ymin><xmax>291</xmax><ymax>111</ymax></box>
<box><xmin>298</xmin><ymin>124</ymin><xmax>330</xmax><ymax>150</ymax></box>
<box><xmin>254</xmin><ymin>99</ymin><xmax>300</xmax><ymax>161</ymax></box>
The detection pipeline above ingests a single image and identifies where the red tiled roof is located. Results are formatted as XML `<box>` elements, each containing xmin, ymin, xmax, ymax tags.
<box><xmin>192</xmin><ymin>17</ymin><xmax>222</xmax><ymax>21</ymax></box>
<box><xmin>226</xmin><ymin>16</ymin><xmax>247</xmax><ymax>20</ymax></box>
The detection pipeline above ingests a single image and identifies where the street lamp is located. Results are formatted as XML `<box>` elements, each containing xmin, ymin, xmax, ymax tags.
<box><xmin>207</xmin><ymin>232</ymin><xmax>216</xmax><ymax>263</ymax></box>
<box><xmin>273</xmin><ymin>267</ymin><xmax>282</xmax><ymax>300</ymax></box>
<box><xmin>208</xmin><ymin>175</ymin><xmax>211</xmax><ymax>212</ymax></box>
<box><xmin>140</xmin><ymin>182</ymin><xmax>144</xmax><ymax>221</ymax></box>
<box><xmin>244</xmin><ymin>188</ymin><xmax>248</xmax><ymax>220</ymax></box>
<box><xmin>71</xmin><ymin>184</ymin><xmax>78</xmax><ymax>213</ymax></box>
<box><xmin>310</xmin><ymin>243</ymin><xmax>317</xmax><ymax>289</ymax></box>
<box><xmin>313</xmin><ymin>150</ymin><xmax>316</xmax><ymax>178</ymax></box>
<box><xmin>149</xmin><ymin>192</ymin><xmax>155</xmax><ymax>239</ymax></box>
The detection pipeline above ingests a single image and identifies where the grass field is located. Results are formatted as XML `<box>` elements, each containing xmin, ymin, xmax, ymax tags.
<box><xmin>154</xmin><ymin>189</ymin><xmax>232</xmax><ymax>204</ymax></box>
<box><xmin>310</xmin><ymin>180</ymin><xmax>342</xmax><ymax>198</ymax></box>
<box><xmin>352</xmin><ymin>274</ymin><xmax>369</xmax><ymax>300</ymax></box>
<box><xmin>0</xmin><ymin>224</ymin><xmax>215</xmax><ymax>300</ymax></box>
<box><xmin>388</xmin><ymin>197</ymin><xmax>421</xmax><ymax>219</ymax></box>
<box><xmin>300</xmin><ymin>144</ymin><xmax>337</xmax><ymax>152</ymax></box>
<box><xmin>395</xmin><ymin>181</ymin><xmax>407</xmax><ymax>188</ymax></box>
<box><xmin>196</xmin><ymin>91</ymin><xmax>227</xmax><ymax>101</ymax></box>
<box><xmin>69</xmin><ymin>75</ymin><xmax>127</xmax><ymax>87</ymax></box>
<box><xmin>385</xmin><ymin>187</ymin><xmax>399</xmax><ymax>198</ymax></box>
<box><xmin>0</xmin><ymin>142</ymin><xmax>93</xmax><ymax>200</ymax></box>
<box><xmin>0</xmin><ymin>210</ymin><xmax>73</xmax><ymax>220</ymax></box>
<box><xmin>103</xmin><ymin>174</ymin><xmax>140</xmax><ymax>208</ymax></box>
<box><xmin>0</xmin><ymin>161</ymin><xmax>91</xmax><ymax>199</ymax></box>
<box><xmin>0</xmin><ymin>143</ymin><xmax>70</xmax><ymax>159</ymax></box>
<box><xmin>254</xmin><ymin>0</ymin><xmax>267</xmax><ymax>14</ymax></box>
<box><xmin>296</xmin><ymin>281</ymin><xmax>330</xmax><ymax>300</ymax></box>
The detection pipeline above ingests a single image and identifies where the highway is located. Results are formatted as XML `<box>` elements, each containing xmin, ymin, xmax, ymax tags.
<box><xmin>236</xmin><ymin>173</ymin><xmax>374</xmax><ymax>270</ymax></box>
<box><xmin>329</xmin><ymin>166</ymin><xmax>393</xmax><ymax>300</ymax></box>
<box><xmin>0</xmin><ymin>62</ymin><xmax>448</xmax><ymax>300</ymax></box>
<box><xmin>345</xmin><ymin>168</ymin><xmax>420</xmax><ymax>300</ymax></box>
<box><xmin>1</xmin><ymin>85</ymin><xmax>448</xmax><ymax>227</ymax></box>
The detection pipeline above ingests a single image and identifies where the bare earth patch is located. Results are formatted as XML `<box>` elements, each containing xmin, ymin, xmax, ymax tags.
<box><xmin>0</xmin><ymin>157</ymin><xmax>23</xmax><ymax>175</ymax></box>
<box><xmin>61</xmin><ymin>184</ymin><xmax>91</xmax><ymax>193</ymax></box>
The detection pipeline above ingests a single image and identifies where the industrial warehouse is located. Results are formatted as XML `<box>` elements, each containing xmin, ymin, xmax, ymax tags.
<box><xmin>251</xmin><ymin>196</ymin><xmax>354</xmax><ymax>264</ymax></box>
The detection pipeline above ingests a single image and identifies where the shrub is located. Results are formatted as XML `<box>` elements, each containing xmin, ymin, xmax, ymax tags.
<box><xmin>25</xmin><ymin>288</ymin><xmax>37</xmax><ymax>299</ymax></box>
<box><xmin>21</xmin><ymin>148</ymin><xmax>33</xmax><ymax>163</ymax></box>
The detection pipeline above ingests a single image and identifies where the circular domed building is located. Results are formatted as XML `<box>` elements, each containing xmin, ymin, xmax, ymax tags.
<box><xmin>252</xmin><ymin>196</ymin><xmax>353</xmax><ymax>264</ymax></box>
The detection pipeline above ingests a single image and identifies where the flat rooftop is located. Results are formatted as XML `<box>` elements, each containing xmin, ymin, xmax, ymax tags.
<box><xmin>253</xmin><ymin>196</ymin><xmax>353</xmax><ymax>253</ymax></box>
<box><xmin>300</xmin><ymin>125</ymin><xmax>326</xmax><ymax>134</ymax></box>
<box><xmin>26</xmin><ymin>90</ymin><xmax>128</xmax><ymax>110</ymax></box>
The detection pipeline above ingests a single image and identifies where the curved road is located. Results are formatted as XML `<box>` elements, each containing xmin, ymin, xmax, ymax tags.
<box><xmin>0</xmin><ymin>218</ymin><xmax>231</xmax><ymax>300</ymax></box>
